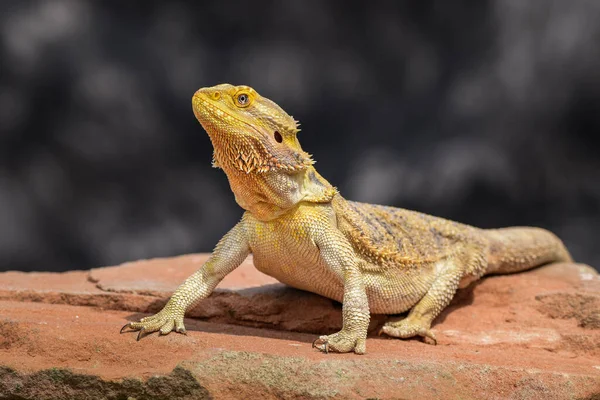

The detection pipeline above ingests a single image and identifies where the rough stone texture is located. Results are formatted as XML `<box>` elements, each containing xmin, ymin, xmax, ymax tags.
<box><xmin>0</xmin><ymin>255</ymin><xmax>599</xmax><ymax>399</ymax></box>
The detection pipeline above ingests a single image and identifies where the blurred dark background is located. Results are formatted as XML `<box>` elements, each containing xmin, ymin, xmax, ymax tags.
<box><xmin>0</xmin><ymin>0</ymin><xmax>598</xmax><ymax>272</ymax></box>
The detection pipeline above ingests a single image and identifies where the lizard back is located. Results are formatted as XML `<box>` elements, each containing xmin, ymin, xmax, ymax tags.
<box><xmin>332</xmin><ymin>196</ymin><xmax>482</xmax><ymax>270</ymax></box>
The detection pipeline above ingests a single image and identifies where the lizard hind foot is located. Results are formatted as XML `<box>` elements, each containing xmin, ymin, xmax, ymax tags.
<box><xmin>379</xmin><ymin>318</ymin><xmax>437</xmax><ymax>345</ymax></box>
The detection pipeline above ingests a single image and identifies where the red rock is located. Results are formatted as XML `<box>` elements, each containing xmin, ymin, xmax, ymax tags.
<box><xmin>89</xmin><ymin>254</ymin><xmax>278</xmax><ymax>294</ymax></box>
<box><xmin>0</xmin><ymin>256</ymin><xmax>599</xmax><ymax>399</ymax></box>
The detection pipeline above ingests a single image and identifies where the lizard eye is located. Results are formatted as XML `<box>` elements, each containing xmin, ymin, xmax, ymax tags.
<box><xmin>236</xmin><ymin>93</ymin><xmax>250</xmax><ymax>107</ymax></box>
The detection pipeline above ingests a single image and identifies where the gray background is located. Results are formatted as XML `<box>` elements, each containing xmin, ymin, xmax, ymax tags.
<box><xmin>0</xmin><ymin>0</ymin><xmax>598</xmax><ymax>272</ymax></box>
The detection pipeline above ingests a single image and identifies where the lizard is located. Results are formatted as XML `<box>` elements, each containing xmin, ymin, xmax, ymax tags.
<box><xmin>120</xmin><ymin>83</ymin><xmax>573</xmax><ymax>354</ymax></box>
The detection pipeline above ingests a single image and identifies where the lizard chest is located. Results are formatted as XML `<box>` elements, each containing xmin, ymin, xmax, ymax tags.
<box><xmin>243</xmin><ymin>205</ymin><xmax>345</xmax><ymax>301</ymax></box>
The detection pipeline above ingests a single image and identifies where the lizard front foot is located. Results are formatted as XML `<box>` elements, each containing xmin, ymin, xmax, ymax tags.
<box><xmin>312</xmin><ymin>330</ymin><xmax>366</xmax><ymax>354</ymax></box>
<box><xmin>379</xmin><ymin>317</ymin><xmax>437</xmax><ymax>345</ymax></box>
<box><xmin>120</xmin><ymin>307</ymin><xmax>186</xmax><ymax>341</ymax></box>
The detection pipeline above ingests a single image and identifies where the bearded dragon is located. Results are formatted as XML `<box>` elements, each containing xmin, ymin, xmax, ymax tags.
<box><xmin>121</xmin><ymin>84</ymin><xmax>572</xmax><ymax>354</ymax></box>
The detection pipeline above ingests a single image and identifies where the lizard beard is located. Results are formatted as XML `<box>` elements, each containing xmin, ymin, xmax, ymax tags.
<box><xmin>209</xmin><ymin>130</ymin><xmax>314</xmax><ymax>174</ymax></box>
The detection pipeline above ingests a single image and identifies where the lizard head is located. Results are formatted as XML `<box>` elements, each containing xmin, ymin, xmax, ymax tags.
<box><xmin>192</xmin><ymin>84</ymin><xmax>314</xmax><ymax>174</ymax></box>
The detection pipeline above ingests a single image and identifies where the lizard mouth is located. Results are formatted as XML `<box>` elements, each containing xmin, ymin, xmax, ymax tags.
<box><xmin>193</xmin><ymin>92</ymin><xmax>247</xmax><ymax>130</ymax></box>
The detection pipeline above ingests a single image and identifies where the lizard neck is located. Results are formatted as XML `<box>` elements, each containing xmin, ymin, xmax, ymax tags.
<box><xmin>221</xmin><ymin>165</ymin><xmax>337</xmax><ymax>221</ymax></box>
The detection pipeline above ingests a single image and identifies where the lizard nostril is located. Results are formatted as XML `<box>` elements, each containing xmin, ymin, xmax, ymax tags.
<box><xmin>211</xmin><ymin>91</ymin><xmax>221</xmax><ymax>100</ymax></box>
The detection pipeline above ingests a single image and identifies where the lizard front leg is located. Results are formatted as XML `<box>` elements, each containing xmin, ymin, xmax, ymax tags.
<box><xmin>121</xmin><ymin>221</ymin><xmax>250</xmax><ymax>340</ymax></box>
<box><xmin>312</xmin><ymin>230</ymin><xmax>370</xmax><ymax>354</ymax></box>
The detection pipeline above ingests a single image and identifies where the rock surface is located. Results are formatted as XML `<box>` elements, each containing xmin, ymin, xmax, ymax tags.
<box><xmin>0</xmin><ymin>255</ymin><xmax>599</xmax><ymax>399</ymax></box>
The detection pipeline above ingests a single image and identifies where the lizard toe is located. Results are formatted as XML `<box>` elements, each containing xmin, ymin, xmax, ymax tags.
<box><xmin>381</xmin><ymin>318</ymin><xmax>437</xmax><ymax>345</ymax></box>
<box><xmin>175</xmin><ymin>319</ymin><xmax>187</xmax><ymax>334</ymax></box>
<box><xmin>159</xmin><ymin>319</ymin><xmax>175</xmax><ymax>335</ymax></box>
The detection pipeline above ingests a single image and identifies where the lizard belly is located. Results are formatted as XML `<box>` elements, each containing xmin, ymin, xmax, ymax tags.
<box><xmin>252</xmin><ymin>245</ymin><xmax>435</xmax><ymax>314</ymax></box>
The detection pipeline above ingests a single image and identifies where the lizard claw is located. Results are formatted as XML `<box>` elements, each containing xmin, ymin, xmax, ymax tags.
<box><xmin>119</xmin><ymin>322</ymin><xmax>154</xmax><ymax>341</ymax></box>
<box><xmin>312</xmin><ymin>337</ymin><xmax>329</xmax><ymax>353</ymax></box>
<box><xmin>120</xmin><ymin>323</ymin><xmax>132</xmax><ymax>334</ymax></box>
<box><xmin>137</xmin><ymin>327</ymin><xmax>147</xmax><ymax>342</ymax></box>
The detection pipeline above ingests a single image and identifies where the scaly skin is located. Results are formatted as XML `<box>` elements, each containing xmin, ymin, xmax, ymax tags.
<box><xmin>121</xmin><ymin>84</ymin><xmax>572</xmax><ymax>354</ymax></box>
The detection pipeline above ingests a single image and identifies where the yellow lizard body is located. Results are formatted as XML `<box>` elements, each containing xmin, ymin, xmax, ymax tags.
<box><xmin>122</xmin><ymin>84</ymin><xmax>572</xmax><ymax>354</ymax></box>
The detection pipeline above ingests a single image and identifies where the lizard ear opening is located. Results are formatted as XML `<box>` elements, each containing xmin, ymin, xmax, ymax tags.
<box><xmin>274</xmin><ymin>131</ymin><xmax>283</xmax><ymax>143</ymax></box>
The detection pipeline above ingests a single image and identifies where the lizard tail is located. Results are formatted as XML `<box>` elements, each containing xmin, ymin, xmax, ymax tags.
<box><xmin>484</xmin><ymin>227</ymin><xmax>572</xmax><ymax>275</ymax></box>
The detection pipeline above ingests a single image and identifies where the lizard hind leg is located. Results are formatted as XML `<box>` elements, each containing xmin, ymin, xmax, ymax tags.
<box><xmin>379</xmin><ymin>260</ymin><xmax>465</xmax><ymax>344</ymax></box>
